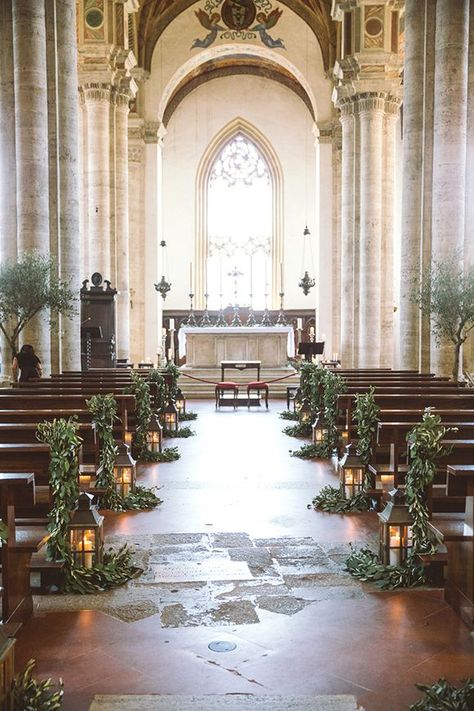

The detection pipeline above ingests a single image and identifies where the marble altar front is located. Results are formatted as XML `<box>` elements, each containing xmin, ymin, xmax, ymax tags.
<box><xmin>178</xmin><ymin>327</ymin><xmax>295</xmax><ymax>368</ymax></box>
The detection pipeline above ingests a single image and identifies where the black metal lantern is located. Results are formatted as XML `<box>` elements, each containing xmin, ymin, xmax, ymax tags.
<box><xmin>298</xmin><ymin>226</ymin><xmax>316</xmax><ymax>296</ymax></box>
<box><xmin>154</xmin><ymin>240</ymin><xmax>172</xmax><ymax>299</ymax></box>
<box><xmin>378</xmin><ymin>489</ymin><xmax>414</xmax><ymax>566</ymax></box>
<box><xmin>299</xmin><ymin>397</ymin><xmax>313</xmax><ymax>425</ymax></box>
<box><xmin>175</xmin><ymin>388</ymin><xmax>186</xmax><ymax>415</ymax></box>
<box><xmin>146</xmin><ymin>413</ymin><xmax>163</xmax><ymax>453</ymax></box>
<box><xmin>312</xmin><ymin>414</ymin><xmax>329</xmax><ymax>445</ymax></box>
<box><xmin>113</xmin><ymin>442</ymin><xmax>136</xmax><ymax>497</ymax></box>
<box><xmin>160</xmin><ymin>401</ymin><xmax>179</xmax><ymax>432</ymax></box>
<box><xmin>67</xmin><ymin>492</ymin><xmax>104</xmax><ymax>569</ymax></box>
<box><xmin>338</xmin><ymin>444</ymin><xmax>365</xmax><ymax>498</ymax></box>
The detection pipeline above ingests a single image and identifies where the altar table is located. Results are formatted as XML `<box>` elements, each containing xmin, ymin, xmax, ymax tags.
<box><xmin>178</xmin><ymin>327</ymin><xmax>295</xmax><ymax>368</ymax></box>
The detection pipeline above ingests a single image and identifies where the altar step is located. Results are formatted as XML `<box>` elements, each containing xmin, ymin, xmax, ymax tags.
<box><xmin>178</xmin><ymin>367</ymin><xmax>299</xmax><ymax>399</ymax></box>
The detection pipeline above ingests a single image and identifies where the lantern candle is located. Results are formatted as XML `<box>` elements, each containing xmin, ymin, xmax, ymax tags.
<box><xmin>79</xmin><ymin>474</ymin><xmax>91</xmax><ymax>488</ymax></box>
<box><xmin>297</xmin><ymin>318</ymin><xmax>303</xmax><ymax>330</ymax></box>
<box><xmin>389</xmin><ymin>526</ymin><xmax>402</xmax><ymax>566</ymax></box>
<box><xmin>377</xmin><ymin>474</ymin><xmax>395</xmax><ymax>491</ymax></box>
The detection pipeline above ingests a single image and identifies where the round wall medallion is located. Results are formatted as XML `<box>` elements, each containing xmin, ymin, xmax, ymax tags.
<box><xmin>208</xmin><ymin>640</ymin><xmax>237</xmax><ymax>653</ymax></box>
<box><xmin>85</xmin><ymin>7</ymin><xmax>104</xmax><ymax>29</ymax></box>
<box><xmin>365</xmin><ymin>17</ymin><xmax>383</xmax><ymax>37</ymax></box>
<box><xmin>221</xmin><ymin>0</ymin><xmax>256</xmax><ymax>30</ymax></box>
<box><xmin>91</xmin><ymin>272</ymin><xmax>103</xmax><ymax>287</ymax></box>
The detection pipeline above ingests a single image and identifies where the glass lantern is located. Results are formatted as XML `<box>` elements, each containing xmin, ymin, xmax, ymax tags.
<box><xmin>67</xmin><ymin>492</ymin><xmax>104</xmax><ymax>569</ymax></box>
<box><xmin>293</xmin><ymin>388</ymin><xmax>303</xmax><ymax>413</ymax></box>
<box><xmin>299</xmin><ymin>397</ymin><xmax>313</xmax><ymax>425</ymax></box>
<box><xmin>113</xmin><ymin>442</ymin><xmax>136</xmax><ymax>497</ymax></box>
<box><xmin>338</xmin><ymin>444</ymin><xmax>365</xmax><ymax>498</ymax></box>
<box><xmin>146</xmin><ymin>413</ymin><xmax>163</xmax><ymax>453</ymax></box>
<box><xmin>378</xmin><ymin>489</ymin><xmax>414</xmax><ymax>566</ymax></box>
<box><xmin>124</xmin><ymin>430</ymin><xmax>133</xmax><ymax>447</ymax></box>
<box><xmin>175</xmin><ymin>388</ymin><xmax>186</xmax><ymax>415</ymax></box>
<box><xmin>160</xmin><ymin>401</ymin><xmax>179</xmax><ymax>433</ymax></box>
<box><xmin>312</xmin><ymin>415</ymin><xmax>329</xmax><ymax>445</ymax></box>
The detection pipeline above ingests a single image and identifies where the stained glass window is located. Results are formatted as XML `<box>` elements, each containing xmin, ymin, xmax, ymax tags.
<box><xmin>207</xmin><ymin>133</ymin><xmax>272</xmax><ymax>310</ymax></box>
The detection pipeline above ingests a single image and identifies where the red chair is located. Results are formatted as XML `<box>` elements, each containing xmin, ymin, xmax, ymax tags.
<box><xmin>246</xmin><ymin>381</ymin><xmax>269</xmax><ymax>409</ymax></box>
<box><xmin>215</xmin><ymin>382</ymin><xmax>239</xmax><ymax>409</ymax></box>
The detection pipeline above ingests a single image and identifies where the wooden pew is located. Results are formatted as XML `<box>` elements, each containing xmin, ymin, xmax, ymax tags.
<box><xmin>0</xmin><ymin>473</ymin><xmax>50</xmax><ymax>622</ymax></box>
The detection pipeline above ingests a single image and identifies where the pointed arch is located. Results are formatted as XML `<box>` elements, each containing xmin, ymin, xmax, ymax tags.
<box><xmin>195</xmin><ymin>118</ymin><xmax>283</xmax><ymax>308</ymax></box>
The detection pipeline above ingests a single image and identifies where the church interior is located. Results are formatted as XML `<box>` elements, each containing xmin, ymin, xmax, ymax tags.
<box><xmin>0</xmin><ymin>0</ymin><xmax>474</xmax><ymax>709</ymax></box>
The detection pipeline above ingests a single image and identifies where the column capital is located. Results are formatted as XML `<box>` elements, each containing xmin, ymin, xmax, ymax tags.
<box><xmin>144</xmin><ymin>121</ymin><xmax>167</xmax><ymax>145</ymax></box>
<box><xmin>79</xmin><ymin>82</ymin><xmax>113</xmax><ymax>104</ymax></box>
<box><xmin>357</xmin><ymin>91</ymin><xmax>389</xmax><ymax>115</ymax></box>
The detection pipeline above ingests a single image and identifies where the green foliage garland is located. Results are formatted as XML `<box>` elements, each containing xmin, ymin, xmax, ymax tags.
<box><xmin>86</xmin><ymin>393</ymin><xmax>120</xmax><ymax>509</ymax></box>
<box><xmin>10</xmin><ymin>659</ymin><xmax>64</xmax><ymax>710</ymax></box>
<box><xmin>279</xmin><ymin>410</ymin><xmax>300</xmax><ymax>421</ymax></box>
<box><xmin>64</xmin><ymin>544</ymin><xmax>142</xmax><ymax>594</ymax></box>
<box><xmin>312</xmin><ymin>486</ymin><xmax>369</xmax><ymax>513</ymax></box>
<box><xmin>291</xmin><ymin>443</ymin><xmax>326</xmax><ymax>459</ymax></box>
<box><xmin>353</xmin><ymin>386</ymin><xmax>380</xmax><ymax>491</ymax></box>
<box><xmin>0</xmin><ymin>520</ymin><xmax>8</xmax><ymax>543</ymax></box>
<box><xmin>140</xmin><ymin>446</ymin><xmax>181</xmax><ymax>463</ymax></box>
<box><xmin>36</xmin><ymin>418</ymin><xmax>81</xmax><ymax>561</ymax></box>
<box><xmin>164</xmin><ymin>425</ymin><xmax>195</xmax><ymax>438</ymax></box>
<box><xmin>124</xmin><ymin>371</ymin><xmax>153</xmax><ymax>460</ymax></box>
<box><xmin>410</xmin><ymin>678</ymin><xmax>474</xmax><ymax>710</ymax></box>
<box><xmin>179</xmin><ymin>411</ymin><xmax>198</xmax><ymax>421</ymax></box>
<box><xmin>282</xmin><ymin>422</ymin><xmax>313</xmax><ymax>438</ymax></box>
<box><xmin>319</xmin><ymin>369</ymin><xmax>347</xmax><ymax>457</ymax></box>
<box><xmin>406</xmin><ymin>410</ymin><xmax>452</xmax><ymax>555</ymax></box>
<box><xmin>345</xmin><ymin>546</ymin><xmax>425</xmax><ymax>590</ymax></box>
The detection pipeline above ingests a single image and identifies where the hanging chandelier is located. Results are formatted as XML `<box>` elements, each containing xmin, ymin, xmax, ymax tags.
<box><xmin>298</xmin><ymin>226</ymin><xmax>316</xmax><ymax>296</ymax></box>
<box><xmin>154</xmin><ymin>240</ymin><xmax>172</xmax><ymax>300</ymax></box>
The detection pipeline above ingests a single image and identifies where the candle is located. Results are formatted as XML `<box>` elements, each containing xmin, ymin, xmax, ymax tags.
<box><xmin>280</xmin><ymin>262</ymin><xmax>283</xmax><ymax>291</ymax></box>
<box><xmin>189</xmin><ymin>262</ymin><xmax>193</xmax><ymax>292</ymax></box>
<box><xmin>250</xmin><ymin>256</ymin><xmax>253</xmax><ymax>294</ymax></box>
<box><xmin>309</xmin><ymin>326</ymin><xmax>315</xmax><ymax>336</ymax></box>
<box><xmin>168</xmin><ymin>348</ymin><xmax>173</xmax><ymax>360</ymax></box>
<box><xmin>79</xmin><ymin>474</ymin><xmax>91</xmax><ymax>488</ymax></box>
<box><xmin>162</xmin><ymin>327</ymin><xmax>167</xmax><ymax>336</ymax></box>
<box><xmin>169</xmin><ymin>318</ymin><xmax>175</xmax><ymax>330</ymax></box>
<box><xmin>297</xmin><ymin>318</ymin><xmax>303</xmax><ymax>330</ymax></box>
<box><xmin>219</xmin><ymin>257</ymin><xmax>223</xmax><ymax>294</ymax></box>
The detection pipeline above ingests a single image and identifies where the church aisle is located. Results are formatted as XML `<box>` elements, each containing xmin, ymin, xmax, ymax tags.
<box><xmin>15</xmin><ymin>401</ymin><xmax>474</xmax><ymax>711</ymax></box>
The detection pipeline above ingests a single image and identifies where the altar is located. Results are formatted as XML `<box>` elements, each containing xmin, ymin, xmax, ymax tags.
<box><xmin>178</xmin><ymin>326</ymin><xmax>295</xmax><ymax>368</ymax></box>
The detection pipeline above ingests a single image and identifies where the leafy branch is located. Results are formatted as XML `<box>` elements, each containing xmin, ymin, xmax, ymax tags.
<box><xmin>345</xmin><ymin>546</ymin><xmax>425</xmax><ymax>590</ymax></box>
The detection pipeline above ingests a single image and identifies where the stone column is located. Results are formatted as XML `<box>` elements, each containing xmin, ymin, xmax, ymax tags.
<box><xmin>128</xmin><ymin>119</ymin><xmax>146</xmax><ymax>367</ymax></box>
<box><xmin>12</xmin><ymin>0</ymin><xmax>51</xmax><ymax>372</ymax></box>
<box><xmin>0</xmin><ymin>0</ymin><xmax>17</xmax><ymax>378</ymax></box>
<box><xmin>56</xmin><ymin>0</ymin><xmax>81</xmax><ymax>370</ymax></box>
<box><xmin>399</xmin><ymin>0</ymin><xmax>427</xmax><ymax>371</ymax></box>
<box><xmin>339</xmin><ymin>99</ymin><xmax>356</xmax><ymax>367</ymax></box>
<box><xmin>358</xmin><ymin>93</ymin><xmax>384</xmax><ymax>368</ymax></box>
<box><xmin>380</xmin><ymin>97</ymin><xmax>400</xmax><ymax>367</ymax></box>
<box><xmin>463</xmin><ymin>5</ymin><xmax>474</xmax><ymax>372</ymax></box>
<box><xmin>431</xmin><ymin>0</ymin><xmax>469</xmax><ymax>376</ymax></box>
<box><xmin>114</xmin><ymin>88</ymin><xmax>132</xmax><ymax>361</ymax></box>
<box><xmin>331</xmin><ymin>124</ymin><xmax>342</xmax><ymax>360</ymax></box>
<box><xmin>81</xmin><ymin>84</ymin><xmax>112</xmax><ymax>280</ymax></box>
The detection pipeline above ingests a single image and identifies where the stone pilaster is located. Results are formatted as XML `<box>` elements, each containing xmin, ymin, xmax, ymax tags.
<box><xmin>358</xmin><ymin>93</ymin><xmax>385</xmax><ymax>368</ymax></box>
<box><xmin>431</xmin><ymin>0</ymin><xmax>469</xmax><ymax>376</ymax></box>
<box><xmin>463</xmin><ymin>4</ymin><xmax>474</xmax><ymax>373</ymax></box>
<box><xmin>331</xmin><ymin>124</ymin><xmax>342</xmax><ymax>361</ymax></box>
<box><xmin>12</xmin><ymin>0</ymin><xmax>51</xmax><ymax>372</ymax></box>
<box><xmin>339</xmin><ymin>99</ymin><xmax>356</xmax><ymax>367</ymax></box>
<box><xmin>128</xmin><ymin>119</ymin><xmax>146</xmax><ymax>367</ymax></box>
<box><xmin>80</xmin><ymin>83</ymin><xmax>113</xmax><ymax>280</ymax></box>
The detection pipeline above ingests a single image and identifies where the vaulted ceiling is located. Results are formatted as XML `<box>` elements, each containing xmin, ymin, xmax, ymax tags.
<box><xmin>137</xmin><ymin>0</ymin><xmax>336</xmax><ymax>73</ymax></box>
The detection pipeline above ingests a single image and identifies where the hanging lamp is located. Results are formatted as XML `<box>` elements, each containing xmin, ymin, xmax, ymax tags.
<box><xmin>154</xmin><ymin>240</ymin><xmax>172</xmax><ymax>299</ymax></box>
<box><xmin>298</xmin><ymin>226</ymin><xmax>316</xmax><ymax>296</ymax></box>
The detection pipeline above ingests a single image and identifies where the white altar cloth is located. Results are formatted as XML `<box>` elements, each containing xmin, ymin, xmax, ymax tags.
<box><xmin>178</xmin><ymin>326</ymin><xmax>295</xmax><ymax>365</ymax></box>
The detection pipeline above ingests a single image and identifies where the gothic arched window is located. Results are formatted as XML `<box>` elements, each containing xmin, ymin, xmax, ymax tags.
<box><xmin>206</xmin><ymin>133</ymin><xmax>273</xmax><ymax>310</ymax></box>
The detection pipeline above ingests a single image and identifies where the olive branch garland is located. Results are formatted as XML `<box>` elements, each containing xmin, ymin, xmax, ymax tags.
<box><xmin>353</xmin><ymin>386</ymin><xmax>380</xmax><ymax>490</ymax></box>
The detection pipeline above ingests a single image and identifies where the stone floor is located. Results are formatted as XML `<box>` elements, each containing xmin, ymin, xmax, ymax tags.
<box><xmin>16</xmin><ymin>400</ymin><xmax>474</xmax><ymax>711</ymax></box>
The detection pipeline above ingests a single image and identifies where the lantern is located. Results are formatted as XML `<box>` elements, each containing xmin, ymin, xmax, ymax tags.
<box><xmin>146</xmin><ymin>413</ymin><xmax>163</xmax><ymax>453</ymax></box>
<box><xmin>378</xmin><ymin>489</ymin><xmax>414</xmax><ymax>566</ymax></box>
<box><xmin>338</xmin><ymin>444</ymin><xmax>365</xmax><ymax>498</ymax></box>
<box><xmin>299</xmin><ymin>398</ymin><xmax>313</xmax><ymax>425</ymax></box>
<box><xmin>160</xmin><ymin>401</ymin><xmax>179</xmax><ymax>432</ymax></box>
<box><xmin>312</xmin><ymin>415</ymin><xmax>329</xmax><ymax>445</ymax></box>
<box><xmin>78</xmin><ymin>464</ymin><xmax>96</xmax><ymax>490</ymax></box>
<box><xmin>293</xmin><ymin>388</ymin><xmax>303</xmax><ymax>413</ymax></box>
<box><xmin>113</xmin><ymin>442</ymin><xmax>136</xmax><ymax>497</ymax></box>
<box><xmin>67</xmin><ymin>492</ymin><xmax>104</xmax><ymax>569</ymax></box>
<box><xmin>339</xmin><ymin>428</ymin><xmax>350</xmax><ymax>447</ymax></box>
<box><xmin>175</xmin><ymin>388</ymin><xmax>186</xmax><ymax>415</ymax></box>
<box><xmin>124</xmin><ymin>430</ymin><xmax>133</xmax><ymax>447</ymax></box>
<box><xmin>375</xmin><ymin>471</ymin><xmax>395</xmax><ymax>492</ymax></box>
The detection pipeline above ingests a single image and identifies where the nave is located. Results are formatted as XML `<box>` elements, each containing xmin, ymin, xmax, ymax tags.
<box><xmin>13</xmin><ymin>400</ymin><xmax>473</xmax><ymax>711</ymax></box>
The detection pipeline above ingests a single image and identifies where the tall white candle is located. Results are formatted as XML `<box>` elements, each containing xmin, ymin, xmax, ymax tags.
<box><xmin>189</xmin><ymin>262</ymin><xmax>193</xmax><ymax>292</ymax></box>
<box><xmin>250</xmin><ymin>256</ymin><xmax>253</xmax><ymax>294</ymax></box>
<box><xmin>169</xmin><ymin>318</ymin><xmax>175</xmax><ymax>330</ymax></box>
<box><xmin>297</xmin><ymin>318</ymin><xmax>303</xmax><ymax>330</ymax></box>
<box><xmin>280</xmin><ymin>262</ymin><xmax>283</xmax><ymax>291</ymax></box>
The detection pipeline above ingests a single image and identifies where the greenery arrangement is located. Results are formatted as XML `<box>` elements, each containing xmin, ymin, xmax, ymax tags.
<box><xmin>410</xmin><ymin>677</ymin><xmax>474</xmax><ymax>710</ymax></box>
<box><xmin>312</xmin><ymin>486</ymin><xmax>369</xmax><ymax>513</ymax></box>
<box><xmin>282</xmin><ymin>422</ymin><xmax>313</xmax><ymax>438</ymax></box>
<box><xmin>179</xmin><ymin>411</ymin><xmax>198</xmax><ymax>421</ymax></box>
<box><xmin>164</xmin><ymin>425</ymin><xmax>195</xmax><ymax>438</ymax></box>
<box><xmin>406</xmin><ymin>410</ymin><xmax>451</xmax><ymax>555</ymax></box>
<box><xmin>10</xmin><ymin>658</ymin><xmax>64</xmax><ymax>710</ymax></box>
<box><xmin>64</xmin><ymin>544</ymin><xmax>142</xmax><ymax>594</ymax></box>
<box><xmin>36</xmin><ymin>416</ymin><xmax>145</xmax><ymax>593</ymax></box>
<box><xmin>86</xmin><ymin>394</ymin><xmax>121</xmax><ymax>510</ymax></box>
<box><xmin>409</xmin><ymin>257</ymin><xmax>474</xmax><ymax>381</ymax></box>
<box><xmin>291</xmin><ymin>443</ymin><xmax>324</xmax><ymax>459</ymax></box>
<box><xmin>140</xmin><ymin>446</ymin><xmax>180</xmax><ymax>463</ymax></box>
<box><xmin>0</xmin><ymin>519</ymin><xmax>9</xmax><ymax>543</ymax></box>
<box><xmin>353</xmin><ymin>386</ymin><xmax>380</xmax><ymax>470</ymax></box>
<box><xmin>279</xmin><ymin>410</ymin><xmax>300</xmax><ymax>421</ymax></box>
<box><xmin>124</xmin><ymin>371</ymin><xmax>153</xmax><ymax>460</ymax></box>
<box><xmin>319</xmin><ymin>368</ymin><xmax>347</xmax><ymax>456</ymax></box>
<box><xmin>345</xmin><ymin>409</ymin><xmax>450</xmax><ymax>590</ymax></box>
<box><xmin>36</xmin><ymin>418</ymin><xmax>81</xmax><ymax>561</ymax></box>
<box><xmin>0</xmin><ymin>252</ymin><xmax>76</xmax><ymax>372</ymax></box>
<box><xmin>345</xmin><ymin>545</ymin><xmax>425</xmax><ymax>590</ymax></box>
